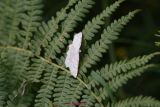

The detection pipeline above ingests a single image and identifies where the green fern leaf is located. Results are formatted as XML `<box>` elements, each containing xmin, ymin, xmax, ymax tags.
<box><xmin>0</xmin><ymin>46</ymin><xmax>33</xmax><ymax>106</ymax></box>
<box><xmin>80</xmin><ymin>10</ymin><xmax>139</xmax><ymax>75</ymax></box>
<box><xmin>0</xmin><ymin>0</ymin><xmax>159</xmax><ymax>107</ymax></box>
<box><xmin>113</xmin><ymin>96</ymin><xmax>160</xmax><ymax>107</ymax></box>
<box><xmin>0</xmin><ymin>0</ymin><xmax>26</xmax><ymax>45</ymax></box>
<box><xmin>27</xmin><ymin>58</ymin><xmax>47</xmax><ymax>82</ymax></box>
<box><xmin>83</xmin><ymin>0</ymin><xmax>124</xmax><ymax>41</ymax></box>
<box><xmin>53</xmin><ymin>74</ymin><xmax>85</xmax><ymax>107</ymax></box>
<box><xmin>108</xmin><ymin>64</ymin><xmax>155</xmax><ymax>92</ymax></box>
<box><xmin>18</xmin><ymin>0</ymin><xmax>43</xmax><ymax>49</ymax></box>
<box><xmin>44</xmin><ymin>0</ymin><xmax>95</xmax><ymax>59</ymax></box>
<box><xmin>6</xmin><ymin>93</ymin><xmax>33</xmax><ymax>107</ymax></box>
<box><xmin>35</xmin><ymin>64</ymin><xmax>58</xmax><ymax>107</ymax></box>
<box><xmin>87</xmin><ymin>53</ymin><xmax>159</xmax><ymax>103</ymax></box>
<box><xmin>0</xmin><ymin>63</ymin><xmax>7</xmax><ymax>106</ymax></box>
<box><xmin>101</xmin><ymin>52</ymin><xmax>159</xmax><ymax>81</ymax></box>
<box><xmin>31</xmin><ymin>0</ymin><xmax>80</xmax><ymax>56</ymax></box>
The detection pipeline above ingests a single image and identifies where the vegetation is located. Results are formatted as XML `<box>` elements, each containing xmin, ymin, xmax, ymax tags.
<box><xmin>0</xmin><ymin>0</ymin><xmax>159</xmax><ymax>107</ymax></box>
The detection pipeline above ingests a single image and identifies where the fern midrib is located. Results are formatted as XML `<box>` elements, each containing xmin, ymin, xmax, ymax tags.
<box><xmin>0</xmin><ymin>45</ymin><xmax>102</xmax><ymax>106</ymax></box>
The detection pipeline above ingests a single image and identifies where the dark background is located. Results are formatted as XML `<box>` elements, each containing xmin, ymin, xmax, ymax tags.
<box><xmin>43</xmin><ymin>0</ymin><xmax>160</xmax><ymax>100</ymax></box>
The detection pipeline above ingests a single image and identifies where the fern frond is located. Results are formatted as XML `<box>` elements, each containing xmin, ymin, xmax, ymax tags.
<box><xmin>89</xmin><ymin>71</ymin><xmax>115</xmax><ymax>103</ymax></box>
<box><xmin>27</xmin><ymin>58</ymin><xmax>47</xmax><ymax>82</ymax></box>
<box><xmin>80</xmin><ymin>90</ymin><xmax>102</xmax><ymax>107</ymax></box>
<box><xmin>0</xmin><ymin>46</ymin><xmax>33</xmax><ymax>106</ymax></box>
<box><xmin>0</xmin><ymin>50</ymin><xmax>32</xmax><ymax>107</ymax></box>
<box><xmin>31</xmin><ymin>0</ymin><xmax>80</xmax><ymax>56</ymax></box>
<box><xmin>155</xmin><ymin>30</ymin><xmax>160</xmax><ymax>46</ymax></box>
<box><xmin>0</xmin><ymin>0</ymin><xmax>26</xmax><ymax>45</ymax></box>
<box><xmin>35</xmin><ymin>64</ymin><xmax>58</xmax><ymax>107</ymax></box>
<box><xmin>0</xmin><ymin>0</ymin><xmax>6</xmax><ymax>25</ymax></box>
<box><xmin>0</xmin><ymin>47</ymin><xmax>32</xmax><ymax>91</ymax></box>
<box><xmin>86</xmin><ymin>53</ymin><xmax>159</xmax><ymax>102</ymax></box>
<box><xmin>0</xmin><ymin>63</ymin><xmax>7</xmax><ymax>106</ymax></box>
<box><xmin>155</xmin><ymin>30</ymin><xmax>160</xmax><ymax>37</ymax></box>
<box><xmin>53</xmin><ymin>74</ymin><xmax>85</xmax><ymax>107</ymax></box>
<box><xmin>54</xmin><ymin>0</ymin><xmax>79</xmax><ymax>22</ymax></box>
<box><xmin>80</xmin><ymin>10</ymin><xmax>139</xmax><ymax>74</ymax></box>
<box><xmin>86</xmin><ymin>64</ymin><xmax>156</xmax><ymax>105</ymax></box>
<box><xmin>62</xmin><ymin>0</ymin><xmax>95</xmax><ymax>32</ymax></box>
<box><xmin>6</xmin><ymin>93</ymin><xmax>33</xmax><ymax>107</ymax></box>
<box><xmin>47</xmin><ymin>8</ymin><xmax>141</xmax><ymax>106</ymax></box>
<box><xmin>65</xmin><ymin>0</ymin><xmax>79</xmax><ymax>10</ymax></box>
<box><xmin>18</xmin><ymin>0</ymin><xmax>43</xmax><ymax>49</ymax></box>
<box><xmin>83</xmin><ymin>0</ymin><xmax>124</xmax><ymax>41</ymax></box>
<box><xmin>31</xmin><ymin>17</ymin><xmax>59</xmax><ymax>56</ymax></box>
<box><xmin>7</xmin><ymin>55</ymin><xmax>30</xmax><ymax>90</ymax></box>
<box><xmin>101</xmin><ymin>52</ymin><xmax>159</xmax><ymax>80</ymax></box>
<box><xmin>0</xmin><ymin>0</ymin><xmax>159</xmax><ymax>107</ymax></box>
<box><xmin>54</xmin><ymin>0</ymin><xmax>79</xmax><ymax>24</ymax></box>
<box><xmin>108</xmin><ymin>64</ymin><xmax>155</xmax><ymax>92</ymax></box>
<box><xmin>112</xmin><ymin>96</ymin><xmax>160</xmax><ymax>107</ymax></box>
<box><xmin>44</xmin><ymin>0</ymin><xmax>95</xmax><ymax>59</ymax></box>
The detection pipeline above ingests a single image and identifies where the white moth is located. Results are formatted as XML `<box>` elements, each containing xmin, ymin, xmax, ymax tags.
<box><xmin>65</xmin><ymin>32</ymin><xmax>82</xmax><ymax>78</ymax></box>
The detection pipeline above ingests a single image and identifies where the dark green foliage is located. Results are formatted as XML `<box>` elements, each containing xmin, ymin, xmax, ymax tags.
<box><xmin>0</xmin><ymin>0</ymin><xmax>159</xmax><ymax>107</ymax></box>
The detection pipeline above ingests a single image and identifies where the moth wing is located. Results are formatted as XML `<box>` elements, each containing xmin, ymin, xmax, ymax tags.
<box><xmin>72</xmin><ymin>32</ymin><xmax>82</xmax><ymax>50</ymax></box>
<box><xmin>65</xmin><ymin>45</ymin><xmax>79</xmax><ymax>78</ymax></box>
<box><xmin>65</xmin><ymin>32</ymin><xmax>82</xmax><ymax>78</ymax></box>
